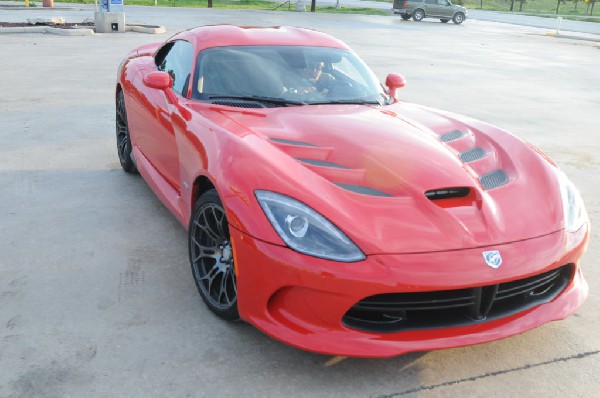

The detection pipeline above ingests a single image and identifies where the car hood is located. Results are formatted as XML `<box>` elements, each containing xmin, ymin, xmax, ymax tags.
<box><xmin>197</xmin><ymin>102</ymin><xmax>564</xmax><ymax>254</ymax></box>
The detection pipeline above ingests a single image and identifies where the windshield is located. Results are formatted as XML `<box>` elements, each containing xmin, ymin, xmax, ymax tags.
<box><xmin>193</xmin><ymin>45</ymin><xmax>389</xmax><ymax>106</ymax></box>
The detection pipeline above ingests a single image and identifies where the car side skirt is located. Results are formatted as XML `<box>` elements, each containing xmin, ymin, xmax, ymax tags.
<box><xmin>133</xmin><ymin>146</ymin><xmax>187</xmax><ymax>227</ymax></box>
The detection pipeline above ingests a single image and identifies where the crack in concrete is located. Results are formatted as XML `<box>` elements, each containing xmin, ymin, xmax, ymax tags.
<box><xmin>376</xmin><ymin>350</ymin><xmax>600</xmax><ymax>397</ymax></box>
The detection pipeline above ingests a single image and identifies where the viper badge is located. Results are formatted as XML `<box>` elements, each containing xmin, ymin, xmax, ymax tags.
<box><xmin>483</xmin><ymin>250</ymin><xmax>502</xmax><ymax>269</ymax></box>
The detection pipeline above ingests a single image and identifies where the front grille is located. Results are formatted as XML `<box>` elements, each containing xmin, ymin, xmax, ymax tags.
<box><xmin>342</xmin><ymin>264</ymin><xmax>573</xmax><ymax>333</ymax></box>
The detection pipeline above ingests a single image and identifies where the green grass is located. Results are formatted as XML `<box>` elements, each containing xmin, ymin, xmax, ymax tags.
<box><xmin>65</xmin><ymin>0</ymin><xmax>288</xmax><ymax>8</ymax></box>
<box><xmin>524</xmin><ymin>12</ymin><xmax>600</xmax><ymax>20</ymax></box>
<box><xmin>316</xmin><ymin>5</ymin><xmax>391</xmax><ymax>14</ymax></box>
<box><xmin>57</xmin><ymin>0</ymin><xmax>389</xmax><ymax>13</ymax></box>
<box><xmin>55</xmin><ymin>0</ymin><xmax>600</xmax><ymax>18</ymax></box>
<box><xmin>357</xmin><ymin>0</ymin><xmax>599</xmax><ymax>17</ymax></box>
<box><xmin>459</xmin><ymin>0</ymin><xmax>599</xmax><ymax>16</ymax></box>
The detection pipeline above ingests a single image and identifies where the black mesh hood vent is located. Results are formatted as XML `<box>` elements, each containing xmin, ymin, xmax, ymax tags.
<box><xmin>479</xmin><ymin>169</ymin><xmax>509</xmax><ymax>190</ymax></box>
<box><xmin>460</xmin><ymin>147</ymin><xmax>486</xmax><ymax>163</ymax></box>
<box><xmin>440</xmin><ymin>130</ymin><xmax>464</xmax><ymax>142</ymax></box>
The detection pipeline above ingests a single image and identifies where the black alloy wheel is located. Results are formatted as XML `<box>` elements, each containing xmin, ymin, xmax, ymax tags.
<box><xmin>189</xmin><ymin>190</ymin><xmax>239</xmax><ymax>321</ymax></box>
<box><xmin>116</xmin><ymin>90</ymin><xmax>137</xmax><ymax>173</ymax></box>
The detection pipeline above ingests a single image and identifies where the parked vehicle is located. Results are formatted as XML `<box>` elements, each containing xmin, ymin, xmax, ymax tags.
<box><xmin>115</xmin><ymin>25</ymin><xmax>588</xmax><ymax>357</ymax></box>
<box><xmin>393</xmin><ymin>0</ymin><xmax>468</xmax><ymax>24</ymax></box>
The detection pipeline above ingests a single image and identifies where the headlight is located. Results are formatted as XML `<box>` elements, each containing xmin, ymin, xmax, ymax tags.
<box><xmin>255</xmin><ymin>190</ymin><xmax>365</xmax><ymax>262</ymax></box>
<box><xmin>558</xmin><ymin>170</ymin><xmax>587</xmax><ymax>233</ymax></box>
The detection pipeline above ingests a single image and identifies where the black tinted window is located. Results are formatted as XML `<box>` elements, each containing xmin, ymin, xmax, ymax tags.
<box><xmin>156</xmin><ymin>40</ymin><xmax>193</xmax><ymax>96</ymax></box>
<box><xmin>193</xmin><ymin>46</ymin><xmax>387</xmax><ymax>105</ymax></box>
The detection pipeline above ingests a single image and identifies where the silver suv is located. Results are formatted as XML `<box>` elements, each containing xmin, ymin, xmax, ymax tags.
<box><xmin>393</xmin><ymin>0</ymin><xmax>468</xmax><ymax>24</ymax></box>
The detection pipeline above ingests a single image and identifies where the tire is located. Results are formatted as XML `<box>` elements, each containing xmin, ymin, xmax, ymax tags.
<box><xmin>401</xmin><ymin>14</ymin><xmax>411</xmax><ymax>20</ymax></box>
<box><xmin>115</xmin><ymin>90</ymin><xmax>137</xmax><ymax>173</ymax></box>
<box><xmin>440</xmin><ymin>19</ymin><xmax>449</xmax><ymax>23</ymax></box>
<box><xmin>452</xmin><ymin>12</ymin><xmax>465</xmax><ymax>24</ymax></box>
<box><xmin>189</xmin><ymin>189</ymin><xmax>239</xmax><ymax>321</ymax></box>
<box><xmin>412</xmin><ymin>9</ymin><xmax>425</xmax><ymax>21</ymax></box>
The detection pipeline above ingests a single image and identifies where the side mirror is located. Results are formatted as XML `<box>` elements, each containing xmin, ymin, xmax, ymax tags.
<box><xmin>385</xmin><ymin>73</ymin><xmax>406</xmax><ymax>99</ymax></box>
<box><xmin>143</xmin><ymin>71</ymin><xmax>172</xmax><ymax>90</ymax></box>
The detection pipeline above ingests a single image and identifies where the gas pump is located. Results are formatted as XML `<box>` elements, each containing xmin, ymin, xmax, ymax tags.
<box><xmin>94</xmin><ymin>0</ymin><xmax>125</xmax><ymax>33</ymax></box>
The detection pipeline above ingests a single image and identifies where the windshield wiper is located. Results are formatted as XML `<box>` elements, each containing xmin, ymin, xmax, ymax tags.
<box><xmin>308</xmin><ymin>99</ymin><xmax>382</xmax><ymax>105</ymax></box>
<box><xmin>207</xmin><ymin>95</ymin><xmax>305</xmax><ymax>106</ymax></box>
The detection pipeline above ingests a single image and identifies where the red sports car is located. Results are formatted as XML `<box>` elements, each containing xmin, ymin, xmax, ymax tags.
<box><xmin>115</xmin><ymin>25</ymin><xmax>589</xmax><ymax>357</ymax></box>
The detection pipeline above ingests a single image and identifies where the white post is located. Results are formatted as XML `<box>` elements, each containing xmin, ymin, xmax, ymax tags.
<box><xmin>556</xmin><ymin>16</ymin><xmax>563</xmax><ymax>35</ymax></box>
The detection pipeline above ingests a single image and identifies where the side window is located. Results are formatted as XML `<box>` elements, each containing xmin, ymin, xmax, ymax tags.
<box><xmin>155</xmin><ymin>40</ymin><xmax>194</xmax><ymax>96</ymax></box>
<box><xmin>425</xmin><ymin>0</ymin><xmax>435</xmax><ymax>4</ymax></box>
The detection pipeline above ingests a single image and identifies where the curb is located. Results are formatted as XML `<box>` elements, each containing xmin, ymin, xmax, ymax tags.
<box><xmin>0</xmin><ymin>24</ymin><xmax>166</xmax><ymax>35</ymax></box>
<box><xmin>546</xmin><ymin>32</ymin><xmax>600</xmax><ymax>43</ymax></box>
<box><xmin>0</xmin><ymin>26</ymin><xmax>94</xmax><ymax>35</ymax></box>
<box><xmin>126</xmin><ymin>25</ymin><xmax>166</xmax><ymax>34</ymax></box>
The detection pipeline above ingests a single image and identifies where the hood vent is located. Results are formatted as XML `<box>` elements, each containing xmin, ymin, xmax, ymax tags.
<box><xmin>460</xmin><ymin>147</ymin><xmax>486</xmax><ymax>163</ymax></box>
<box><xmin>297</xmin><ymin>158</ymin><xmax>348</xmax><ymax>169</ymax></box>
<box><xmin>336</xmin><ymin>183</ymin><xmax>392</xmax><ymax>197</ymax></box>
<box><xmin>212</xmin><ymin>101</ymin><xmax>264</xmax><ymax>108</ymax></box>
<box><xmin>425</xmin><ymin>187</ymin><xmax>470</xmax><ymax>201</ymax></box>
<box><xmin>440</xmin><ymin>130</ymin><xmax>464</xmax><ymax>142</ymax></box>
<box><xmin>269</xmin><ymin>138</ymin><xmax>318</xmax><ymax>147</ymax></box>
<box><xmin>479</xmin><ymin>169</ymin><xmax>509</xmax><ymax>190</ymax></box>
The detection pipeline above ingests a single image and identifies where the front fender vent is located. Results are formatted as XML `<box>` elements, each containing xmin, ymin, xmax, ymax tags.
<box><xmin>425</xmin><ymin>187</ymin><xmax>470</xmax><ymax>200</ymax></box>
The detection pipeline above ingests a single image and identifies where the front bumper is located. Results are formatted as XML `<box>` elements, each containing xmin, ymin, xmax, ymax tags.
<box><xmin>233</xmin><ymin>227</ymin><xmax>588</xmax><ymax>357</ymax></box>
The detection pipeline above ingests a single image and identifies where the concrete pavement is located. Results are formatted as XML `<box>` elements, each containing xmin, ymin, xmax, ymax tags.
<box><xmin>1</xmin><ymin>0</ymin><xmax>600</xmax><ymax>37</ymax></box>
<box><xmin>0</xmin><ymin>4</ymin><xmax>599</xmax><ymax>398</ymax></box>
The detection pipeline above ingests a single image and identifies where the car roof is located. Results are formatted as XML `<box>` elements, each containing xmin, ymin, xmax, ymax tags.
<box><xmin>171</xmin><ymin>25</ymin><xmax>350</xmax><ymax>52</ymax></box>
